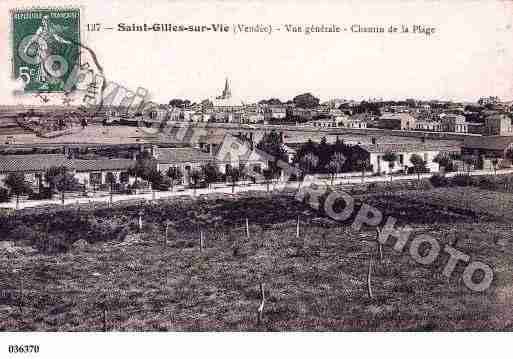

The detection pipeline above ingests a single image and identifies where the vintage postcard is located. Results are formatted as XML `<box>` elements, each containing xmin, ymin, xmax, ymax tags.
<box><xmin>0</xmin><ymin>0</ymin><xmax>512</xmax><ymax>357</ymax></box>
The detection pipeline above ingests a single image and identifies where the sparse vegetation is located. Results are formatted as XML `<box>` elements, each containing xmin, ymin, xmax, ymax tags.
<box><xmin>0</xmin><ymin>186</ymin><xmax>512</xmax><ymax>331</ymax></box>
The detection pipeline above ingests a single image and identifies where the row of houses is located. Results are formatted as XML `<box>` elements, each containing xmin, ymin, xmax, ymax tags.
<box><xmin>0</xmin><ymin>139</ymin><xmax>270</xmax><ymax>193</ymax></box>
<box><xmin>358</xmin><ymin>142</ymin><xmax>460</xmax><ymax>174</ymax></box>
<box><xmin>4</xmin><ymin>130</ymin><xmax>513</xmax><ymax>196</ymax></box>
<box><xmin>375</xmin><ymin>112</ymin><xmax>513</xmax><ymax>137</ymax></box>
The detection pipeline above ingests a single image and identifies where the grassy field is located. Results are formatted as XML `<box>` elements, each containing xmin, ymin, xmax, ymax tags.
<box><xmin>0</xmin><ymin>188</ymin><xmax>512</xmax><ymax>331</ymax></box>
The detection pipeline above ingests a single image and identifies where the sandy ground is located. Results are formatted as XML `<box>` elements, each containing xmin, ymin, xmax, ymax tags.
<box><xmin>0</xmin><ymin>122</ymin><xmax>462</xmax><ymax>147</ymax></box>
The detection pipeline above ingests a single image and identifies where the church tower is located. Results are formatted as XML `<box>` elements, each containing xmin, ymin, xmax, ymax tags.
<box><xmin>221</xmin><ymin>77</ymin><xmax>232</xmax><ymax>99</ymax></box>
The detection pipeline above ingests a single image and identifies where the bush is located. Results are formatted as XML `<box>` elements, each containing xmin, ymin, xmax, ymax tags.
<box><xmin>430</xmin><ymin>174</ymin><xmax>449</xmax><ymax>188</ymax></box>
<box><xmin>451</xmin><ymin>174</ymin><xmax>472</xmax><ymax>187</ymax></box>
<box><xmin>0</xmin><ymin>187</ymin><xmax>9</xmax><ymax>202</ymax></box>
<box><xmin>83</xmin><ymin>216</ymin><xmax>124</xmax><ymax>243</ymax></box>
<box><xmin>98</xmin><ymin>183</ymin><xmax>110</xmax><ymax>191</ymax></box>
<box><xmin>35</xmin><ymin>232</ymin><xmax>70</xmax><ymax>254</ymax></box>
<box><xmin>28</xmin><ymin>187</ymin><xmax>52</xmax><ymax>200</ymax></box>
<box><xmin>130</xmin><ymin>180</ymin><xmax>150</xmax><ymax>190</ymax></box>
<box><xmin>475</xmin><ymin>176</ymin><xmax>497</xmax><ymax>190</ymax></box>
<box><xmin>9</xmin><ymin>225</ymin><xmax>39</xmax><ymax>244</ymax></box>
<box><xmin>111</xmin><ymin>182</ymin><xmax>125</xmax><ymax>193</ymax></box>
<box><xmin>153</xmin><ymin>176</ymin><xmax>172</xmax><ymax>191</ymax></box>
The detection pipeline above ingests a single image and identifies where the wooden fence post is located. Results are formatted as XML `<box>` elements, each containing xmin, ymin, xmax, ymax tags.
<box><xmin>200</xmin><ymin>231</ymin><xmax>204</xmax><ymax>252</ymax></box>
<box><xmin>102</xmin><ymin>303</ymin><xmax>107</xmax><ymax>332</ymax></box>
<box><xmin>367</xmin><ymin>257</ymin><xmax>374</xmax><ymax>300</ymax></box>
<box><xmin>296</xmin><ymin>215</ymin><xmax>300</xmax><ymax>238</ymax></box>
<box><xmin>257</xmin><ymin>283</ymin><xmax>265</xmax><ymax>326</ymax></box>
<box><xmin>138</xmin><ymin>210</ymin><xmax>143</xmax><ymax>232</ymax></box>
<box><xmin>165</xmin><ymin>220</ymin><xmax>170</xmax><ymax>245</ymax></box>
<box><xmin>376</xmin><ymin>228</ymin><xmax>383</xmax><ymax>262</ymax></box>
<box><xmin>18</xmin><ymin>278</ymin><xmax>24</xmax><ymax>314</ymax></box>
<box><xmin>246</xmin><ymin>217</ymin><xmax>250</xmax><ymax>238</ymax></box>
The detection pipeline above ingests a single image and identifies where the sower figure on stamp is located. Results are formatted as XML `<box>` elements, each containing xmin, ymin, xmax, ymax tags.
<box><xmin>23</xmin><ymin>15</ymin><xmax>72</xmax><ymax>84</ymax></box>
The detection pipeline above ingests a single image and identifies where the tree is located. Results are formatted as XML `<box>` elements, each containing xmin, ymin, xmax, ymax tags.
<box><xmin>409</xmin><ymin>154</ymin><xmax>428</xmax><ymax>182</ymax></box>
<box><xmin>127</xmin><ymin>151</ymin><xmax>158</xmax><ymax>187</ymax></box>
<box><xmin>356</xmin><ymin>159</ymin><xmax>371</xmax><ymax>183</ymax></box>
<box><xmin>491</xmin><ymin>157</ymin><xmax>499</xmax><ymax>176</ymax></box>
<box><xmin>293</xmin><ymin>93</ymin><xmax>320</xmax><ymax>109</ymax></box>
<box><xmin>262</xmin><ymin>168</ymin><xmax>273</xmax><ymax>192</ymax></box>
<box><xmin>201</xmin><ymin>162</ymin><xmax>221</xmax><ymax>189</ymax></box>
<box><xmin>4</xmin><ymin>173</ymin><xmax>31</xmax><ymax>208</ymax></box>
<box><xmin>189</xmin><ymin>168</ymin><xmax>204</xmax><ymax>196</ymax></box>
<box><xmin>169</xmin><ymin>99</ymin><xmax>191</xmax><ymax>108</ymax></box>
<box><xmin>105</xmin><ymin>172</ymin><xmax>117</xmax><ymax>186</ymax></box>
<box><xmin>166</xmin><ymin>166</ymin><xmax>183</xmax><ymax>191</ymax></box>
<box><xmin>150</xmin><ymin>171</ymin><xmax>171</xmax><ymax>191</ymax></box>
<box><xmin>258</xmin><ymin>98</ymin><xmax>282</xmax><ymax>105</ymax></box>
<box><xmin>300</xmin><ymin>153</ymin><xmax>319</xmax><ymax>175</ymax></box>
<box><xmin>317</xmin><ymin>136</ymin><xmax>332</xmax><ymax>171</ymax></box>
<box><xmin>238</xmin><ymin>163</ymin><xmax>247</xmax><ymax>182</ymax></box>
<box><xmin>434</xmin><ymin>152</ymin><xmax>454</xmax><ymax>173</ymax></box>
<box><xmin>45</xmin><ymin>166</ymin><xmax>80</xmax><ymax>204</ymax></box>
<box><xmin>105</xmin><ymin>172</ymin><xmax>117</xmax><ymax>203</ymax></box>
<box><xmin>382</xmin><ymin>152</ymin><xmax>398</xmax><ymax>181</ymax></box>
<box><xmin>505</xmin><ymin>148</ymin><xmax>513</xmax><ymax>165</ymax></box>
<box><xmin>352</xmin><ymin>101</ymin><xmax>381</xmax><ymax>116</ymax></box>
<box><xmin>325</xmin><ymin>152</ymin><xmax>346</xmax><ymax>185</ymax></box>
<box><xmin>256</xmin><ymin>130</ymin><xmax>288</xmax><ymax>179</ymax></box>
<box><xmin>0</xmin><ymin>187</ymin><xmax>9</xmax><ymax>203</ymax></box>
<box><xmin>462</xmin><ymin>154</ymin><xmax>477</xmax><ymax>176</ymax></box>
<box><xmin>227</xmin><ymin>167</ymin><xmax>241</xmax><ymax>193</ymax></box>
<box><xmin>299</xmin><ymin>152</ymin><xmax>319</xmax><ymax>188</ymax></box>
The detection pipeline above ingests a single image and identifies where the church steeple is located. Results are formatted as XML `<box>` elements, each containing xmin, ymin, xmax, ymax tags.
<box><xmin>222</xmin><ymin>77</ymin><xmax>231</xmax><ymax>99</ymax></box>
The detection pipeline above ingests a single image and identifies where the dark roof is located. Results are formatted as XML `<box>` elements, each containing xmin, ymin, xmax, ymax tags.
<box><xmin>464</xmin><ymin>136</ymin><xmax>513</xmax><ymax>151</ymax></box>
<box><xmin>156</xmin><ymin>148</ymin><xmax>215</xmax><ymax>164</ymax></box>
<box><xmin>358</xmin><ymin>142</ymin><xmax>460</xmax><ymax>154</ymax></box>
<box><xmin>0</xmin><ymin>154</ymin><xmax>71</xmax><ymax>173</ymax></box>
<box><xmin>379</xmin><ymin>113</ymin><xmax>416</xmax><ymax>121</ymax></box>
<box><xmin>71</xmin><ymin>159</ymin><xmax>136</xmax><ymax>172</ymax></box>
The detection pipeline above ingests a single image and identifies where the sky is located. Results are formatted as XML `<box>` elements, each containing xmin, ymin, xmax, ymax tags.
<box><xmin>1</xmin><ymin>0</ymin><xmax>513</xmax><ymax>106</ymax></box>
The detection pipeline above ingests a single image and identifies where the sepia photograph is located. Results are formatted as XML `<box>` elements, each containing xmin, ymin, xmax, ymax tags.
<box><xmin>0</xmin><ymin>0</ymin><xmax>512</xmax><ymax>357</ymax></box>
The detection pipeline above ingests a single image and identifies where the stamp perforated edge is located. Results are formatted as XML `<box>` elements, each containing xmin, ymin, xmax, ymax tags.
<box><xmin>8</xmin><ymin>5</ymin><xmax>85</xmax><ymax>94</ymax></box>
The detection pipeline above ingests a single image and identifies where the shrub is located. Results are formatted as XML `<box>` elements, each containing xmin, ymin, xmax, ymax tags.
<box><xmin>475</xmin><ymin>176</ymin><xmax>497</xmax><ymax>190</ymax></box>
<box><xmin>451</xmin><ymin>174</ymin><xmax>472</xmax><ymax>187</ymax></box>
<box><xmin>98</xmin><ymin>183</ymin><xmax>110</xmax><ymax>191</ymax></box>
<box><xmin>28</xmin><ymin>187</ymin><xmax>52</xmax><ymax>200</ymax></box>
<box><xmin>430</xmin><ymin>174</ymin><xmax>449</xmax><ymax>188</ymax></box>
<box><xmin>130</xmin><ymin>180</ymin><xmax>150</xmax><ymax>190</ymax></box>
<box><xmin>35</xmin><ymin>232</ymin><xmax>70</xmax><ymax>254</ymax></box>
<box><xmin>9</xmin><ymin>225</ymin><xmax>39</xmax><ymax>244</ymax></box>
<box><xmin>0</xmin><ymin>187</ymin><xmax>9</xmax><ymax>202</ymax></box>
<box><xmin>368</xmin><ymin>183</ymin><xmax>378</xmax><ymax>191</ymax></box>
<box><xmin>153</xmin><ymin>176</ymin><xmax>172</xmax><ymax>191</ymax></box>
<box><xmin>84</xmin><ymin>217</ymin><xmax>124</xmax><ymax>243</ymax></box>
<box><xmin>141</xmin><ymin>222</ymin><xmax>161</xmax><ymax>241</ymax></box>
<box><xmin>111</xmin><ymin>182</ymin><xmax>125</xmax><ymax>193</ymax></box>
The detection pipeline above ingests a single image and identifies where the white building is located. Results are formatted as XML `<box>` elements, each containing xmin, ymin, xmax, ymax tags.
<box><xmin>357</xmin><ymin>143</ymin><xmax>461</xmax><ymax>175</ymax></box>
<box><xmin>415</xmin><ymin>120</ymin><xmax>442</xmax><ymax>132</ymax></box>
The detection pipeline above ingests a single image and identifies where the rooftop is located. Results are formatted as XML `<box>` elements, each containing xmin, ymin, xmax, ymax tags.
<box><xmin>156</xmin><ymin>147</ymin><xmax>215</xmax><ymax>164</ymax></box>
<box><xmin>72</xmin><ymin>159</ymin><xmax>136</xmax><ymax>172</ymax></box>
<box><xmin>358</xmin><ymin>142</ymin><xmax>460</xmax><ymax>154</ymax></box>
<box><xmin>379</xmin><ymin>113</ymin><xmax>416</xmax><ymax>120</ymax></box>
<box><xmin>0</xmin><ymin>154</ymin><xmax>137</xmax><ymax>174</ymax></box>
<box><xmin>0</xmin><ymin>154</ymin><xmax>71</xmax><ymax>173</ymax></box>
<box><xmin>464</xmin><ymin>136</ymin><xmax>513</xmax><ymax>151</ymax></box>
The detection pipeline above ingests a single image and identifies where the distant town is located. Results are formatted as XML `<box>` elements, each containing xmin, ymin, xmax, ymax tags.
<box><xmin>0</xmin><ymin>78</ymin><xmax>513</xmax><ymax>208</ymax></box>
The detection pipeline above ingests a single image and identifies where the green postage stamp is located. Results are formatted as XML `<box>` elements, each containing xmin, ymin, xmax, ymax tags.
<box><xmin>11</xmin><ymin>7</ymin><xmax>81</xmax><ymax>93</ymax></box>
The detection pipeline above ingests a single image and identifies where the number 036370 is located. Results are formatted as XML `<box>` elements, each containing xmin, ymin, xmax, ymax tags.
<box><xmin>8</xmin><ymin>345</ymin><xmax>39</xmax><ymax>354</ymax></box>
